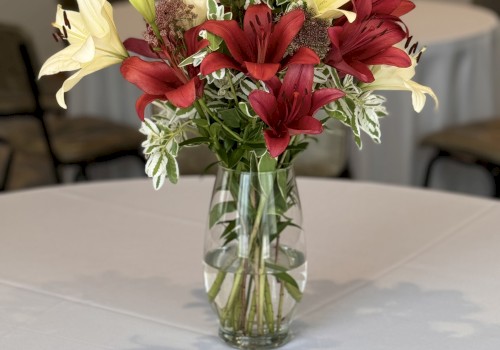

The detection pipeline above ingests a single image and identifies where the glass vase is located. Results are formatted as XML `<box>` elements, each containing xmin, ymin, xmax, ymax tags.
<box><xmin>203</xmin><ymin>166</ymin><xmax>306</xmax><ymax>349</ymax></box>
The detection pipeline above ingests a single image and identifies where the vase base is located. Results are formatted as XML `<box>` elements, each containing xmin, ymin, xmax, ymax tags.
<box><xmin>218</xmin><ymin>328</ymin><xmax>290</xmax><ymax>349</ymax></box>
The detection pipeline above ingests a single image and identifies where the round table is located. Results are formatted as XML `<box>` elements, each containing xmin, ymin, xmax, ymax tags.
<box><xmin>0</xmin><ymin>178</ymin><xmax>499</xmax><ymax>349</ymax></box>
<box><xmin>350</xmin><ymin>0</ymin><xmax>499</xmax><ymax>196</ymax></box>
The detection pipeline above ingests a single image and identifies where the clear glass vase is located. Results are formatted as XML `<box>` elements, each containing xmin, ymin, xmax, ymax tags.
<box><xmin>203</xmin><ymin>166</ymin><xmax>306</xmax><ymax>349</ymax></box>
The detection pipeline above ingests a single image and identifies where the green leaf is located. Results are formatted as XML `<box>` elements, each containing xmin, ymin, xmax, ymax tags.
<box><xmin>223</xmin><ymin>231</ymin><xmax>238</xmax><ymax>246</ymax></box>
<box><xmin>207</xmin><ymin>32</ymin><xmax>222</xmax><ymax>51</ymax></box>
<box><xmin>258</xmin><ymin>152</ymin><xmax>277</xmax><ymax>172</ymax></box>
<box><xmin>275</xmin><ymin>271</ymin><xmax>299</xmax><ymax>290</ymax></box>
<box><xmin>258</xmin><ymin>153</ymin><xmax>277</xmax><ymax>195</ymax></box>
<box><xmin>178</xmin><ymin>137</ymin><xmax>211</xmax><ymax>147</ymax></box>
<box><xmin>166</xmin><ymin>153</ymin><xmax>179</xmax><ymax>184</ymax></box>
<box><xmin>228</xmin><ymin>148</ymin><xmax>245</xmax><ymax>168</ymax></box>
<box><xmin>219</xmin><ymin>108</ymin><xmax>241</xmax><ymax>128</ymax></box>
<box><xmin>221</xmin><ymin>220</ymin><xmax>236</xmax><ymax>238</ymax></box>
<box><xmin>209</xmin><ymin>201</ymin><xmax>237</xmax><ymax>228</ymax></box>
<box><xmin>238</xmin><ymin>102</ymin><xmax>256</xmax><ymax>118</ymax></box>
<box><xmin>210</xmin><ymin>123</ymin><xmax>222</xmax><ymax>139</ymax></box>
<box><xmin>175</xmin><ymin>105</ymin><xmax>196</xmax><ymax>119</ymax></box>
<box><xmin>193</xmin><ymin>119</ymin><xmax>209</xmax><ymax>128</ymax></box>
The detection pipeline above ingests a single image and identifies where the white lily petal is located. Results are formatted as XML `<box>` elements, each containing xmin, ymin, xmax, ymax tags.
<box><xmin>306</xmin><ymin>0</ymin><xmax>356</xmax><ymax>21</ymax></box>
<box><xmin>41</xmin><ymin>0</ymin><xmax>128</xmax><ymax>108</ymax></box>
<box><xmin>99</xmin><ymin>2</ymin><xmax>128</xmax><ymax>57</ymax></box>
<box><xmin>129</xmin><ymin>0</ymin><xmax>156</xmax><ymax>23</ymax></box>
<box><xmin>184</xmin><ymin>0</ymin><xmax>208</xmax><ymax>26</ymax></box>
<box><xmin>316</xmin><ymin>8</ymin><xmax>356</xmax><ymax>22</ymax></box>
<box><xmin>361</xmin><ymin>51</ymin><xmax>438</xmax><ymax>113</ymax></box>
<box><xmin>77</xmin><ymin>0</ymin><xmax>109</xmax><ymax>38</ymax></box>
<box><xmin>54</xmin><ymin>5</ymin><xmax>87</xmax><ymax>45</ymax></box>
<box><xmin>406</xmin><ymin>81</ymin><xmax>439</xmax><ymax>113</ymax></box>
<box><xmin>38</xmin><ymin>44</ymin><xmax>83</xmax><ymax>78</ymax></box>
<box><xmin>72</xmin><ymin>35</ymin><xmax>96</xmax><ymax>64</ymax></box>
<box><xmin>55</xmin><ymin>54</ymin><xmax>124</xmax><ymax>109</ymax></box>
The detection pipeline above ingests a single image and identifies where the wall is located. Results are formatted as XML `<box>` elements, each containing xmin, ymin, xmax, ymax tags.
<box><xmin>0</xmin><ymin>0</ymin><xmax>60</xmax><ymax>65</ymax></box>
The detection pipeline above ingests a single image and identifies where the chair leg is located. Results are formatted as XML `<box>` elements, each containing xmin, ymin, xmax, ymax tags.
<box><xmin>0</xmin><ymin>151</ymin><xmax>13</xmax><ymax>192</ymax></box>
<box><xmin>423</xmin><ymin>152</ymin><xmax>444</xmax><ymax>188</ymax></box>
<box><xmin>74</xmin><ymin>164</ymin><xmax>89</xmax><ymax>182</ymax></box>
<box><xmin>487</xmin><ymin>165</ymin><xmax>500</xmax><ymax>198</ymax></box>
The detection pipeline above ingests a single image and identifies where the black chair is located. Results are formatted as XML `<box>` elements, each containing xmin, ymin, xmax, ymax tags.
<box><xmin>421</xmin><ymin>118</ymin><xmax>500</xmax><ymax>198</ymax></box>
<box><xmin>0</xmin><ymin>23</ymin><xmax>144</xmax><ymax>185</ymax></box>
<box><xmin>0</xmin><ymin>137</ymin><xmax>13</xmax><ymax>191</ymax></box>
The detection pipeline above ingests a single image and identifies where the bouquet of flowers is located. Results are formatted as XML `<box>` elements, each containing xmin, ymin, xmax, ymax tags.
<box><xmin>39</xmin><ymin>0</ymin><xmax>437</xmax><ymax>347</ymax></box>
<box><xmin>40</xmin><ymin>0</ymin><xmax>437</xmax><ymax>189</ymax></box>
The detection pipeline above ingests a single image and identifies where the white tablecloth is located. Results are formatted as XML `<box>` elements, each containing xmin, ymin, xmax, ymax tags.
<box><xmin>0</xmin><ymin>178</ymin><xmax>499</xmax><ymax>349</ymax></box>
<box><xmin>350</xmin><ymin>1</ymin><xmax>499</xmax><ymax>196</ymax></box>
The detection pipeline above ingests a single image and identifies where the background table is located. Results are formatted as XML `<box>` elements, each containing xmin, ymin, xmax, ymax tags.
<box><xmin>0</xmin><ymin>178</ymin><xmax>499</xmax><ymax>349</ymax></box>
<box><xmin>350</xmin><ymin>0</ymin><xmax>499</xmax><ymax>196</ymax></box>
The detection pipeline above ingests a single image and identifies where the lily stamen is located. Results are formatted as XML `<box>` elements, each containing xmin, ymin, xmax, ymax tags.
<box><xmin>63</xmin><ymin>11</ymin><xmax>71</xmax><ymax>29</ymax></box>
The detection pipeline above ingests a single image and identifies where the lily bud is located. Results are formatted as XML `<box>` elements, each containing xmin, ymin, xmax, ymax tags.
<box><xmin>129</xmin><ymin>0</ymin><xmax>156</xmax><ymax>24</ymax></box>
<box><xmin>183</xmin><ymin>0</ymin><xmax>207</xmax><ymax>27</ymax></box>
<box><xmin>305</xmin><ymin>0</ymin><xmax>356</xmax><ymax>22</ymax></box>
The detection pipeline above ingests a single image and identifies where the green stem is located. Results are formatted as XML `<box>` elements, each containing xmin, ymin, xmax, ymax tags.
<box><xmin>264</xmin><ymin>276</ymin><xmax>275</xmax><ymax>334</ymax></box>
<box><xmin>198</xmin><ymin>99</ymin><xmax>245</xmax><ymax>142</ymax></box>
<box><xmin>227</xmin><ymin>74</ymin><xmax>239</xmax><ymax>104</ymax></box>
<box><xmin>246</xmin><ymin>288</ymin><xmax>257</xmax><ymax>334</ymax></box>
<box><xmin>276</xmin><ymin>281</ymin><xmax>285</xmax><ymax>333</ymax></box>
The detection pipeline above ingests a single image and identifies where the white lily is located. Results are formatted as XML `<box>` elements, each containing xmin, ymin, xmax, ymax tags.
<box><xmin>184</xmin><ymin>0</ymin><xmax>208</xmax><ymax>26</ymax></box>
<box><xmin>305</xmin><ymin>0</ymin><xmax>356</xmax><ymax>22</ymax></box>
<box><xmin>361</xmin><ymin>52</ymin><xmax>438</xmax><ymax>113</ymax></box>
<box><xmin>129</xmin><ymin>0</ymin><xmax>156</xmax><ymax>24</ymax></box>
<box><xmin>39</xmin><ymin>0</ymin><xmax>128</xmax><ymax>109</ymax></box>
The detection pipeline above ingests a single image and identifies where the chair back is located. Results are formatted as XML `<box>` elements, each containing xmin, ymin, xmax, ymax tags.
<box><xmin>0</xmin><ymin>137</ymin><xmax>13</xmax><ymax>191</ymax></box>
<box><xmin>0</xmin><ymin>23</ymin><xmax>60</xmax><ymax>181</ymax></box>
<box><xmin>0</xmin><ymin>23</ymin><xmax>42</xmax><ymax>117</ymax></box>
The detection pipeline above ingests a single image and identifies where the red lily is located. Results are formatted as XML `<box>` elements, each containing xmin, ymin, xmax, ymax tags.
<box><xmin>372</xmin><ymin>0</ymin><xmax>415</xmax><ymax>17</ymax></box>
<box><xmin>249</xmin><ymin>64</ymin><xmax>345</xmax><ymax>158</ymax></box>
<box><xmin>120</xmin><ymin>26</ymin><xmax>209</xmax><ymax>120</ymax></box>
<box><xmin>325</xmin><ymin>0</ymin><xmax>411</xmax><ymax>83</ymax></box>
<box><xmin>200</xmin><ymin>4</ymin><xmax>320</xmax><ymax>81</ymax></box>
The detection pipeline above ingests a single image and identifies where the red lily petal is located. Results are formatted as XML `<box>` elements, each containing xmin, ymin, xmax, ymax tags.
<box><xmin>135</xmin><ymin>93</ymin><xmax>162</xmax><ymax>121</ymax></box>
<box><xmin>121</xmin><ymin>57</ymin><xmax>180</xmax><ymax>95</ymax></box>
<box><xmin>244</xmin><ymin>5</ymin><xmax>273</xmax><ymax>49</ymax></box>
<box><xmin>392</xmin><ymin>0</ymin><xmax>416</xmax><ymax>17</ymax></box>
<box><xmin>202</xmin><ymin>20</ymin><xmax>254</xmax><ymax>63</ymax></box>
<box><xmin>281</xmin><ymin>64</ymin><xmax>314</xmax><ymax>99</ymax></box>
<box><xmin>287</xmin><ymin>115</ymin><xmax>323</xmax><ymax>135</ymax></box>
<box><xmin>267</xmin><ymin>9</ymin><xmax>305</xmax><ymax>63</ymax></box>
<box><xmin>263</xmin><ymin>77</ymin><xmax>282</xmax><ymax>98</ymax></box>
<box><xmin>164</xmin><ymin>78</ymin><xmax>197</xmax><ymax>108</ymax></box>
<box><xmin>310</xmin><ymin>88</ymin><xmax>345</xmax><ymax>116</ymax></box>
<box><xmin>372</xmin><ymin>0</ymin><xmax>402</xmax><ymax>16</ymax></box>
<box><xmin>327</xmin><ymin>27</ymin><xmax>342</xmax><ymax>49</ymax></box>
<box><xmin>200</xmin><ymin>52</ymin><xmax>242</xmax><ymax>76</ymax></box>
<box><xmin>352</xmin><ymin>0</ymin><xmax>373</xmax><ymax>20</ymax></box>
<box><xmin>282</xmin><ymin>47</ymin><xmax>320</xmax><ymax>68</ymax></box>
<box><xmin>348</xmin><ymin>60</ymin><xmax>375</xmax><ymax>83</ymax></box>
<box><xmin>363</xmin><ymin>47</ymin><xmax>412</xmax><ymax>67</ymax></box>
<box><xmin>184</xmin><ymin>26</ymin><xmax>209</xmax><ymax>56</ymax></box>
<box><xmin>264</xmin><ymin>129</ymin><xmax>290</xmax><ymax>158</ymax></box>
<box><xmin>249</xmin><ymin>90</ymin><xmax>278</xmax><ymax>128</ymax></box>
<box><xmin>123</xmin><ymin>38</ymin><xmax>157</xmax><ymax>59</ymax></box>
<box><xmin>356</xmin><ymin>24</ymin><xmax>407</xmax><ymax>59</ymax></box>
<box><xmin>244</xmin><ymin>62</ymin><xmax>280</xmax><ymax>81</ymax></box>
<box><xmin>266</xmin><ymin>9</ymin><xmax>306</xmax><ymax>62</ymax></box>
